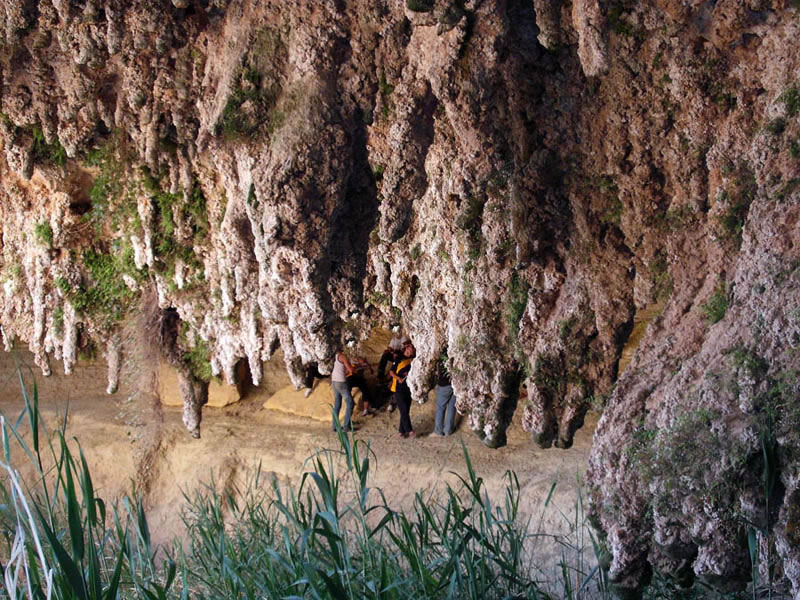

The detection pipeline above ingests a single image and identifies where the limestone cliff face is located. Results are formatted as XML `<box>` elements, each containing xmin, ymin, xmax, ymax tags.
<box><xmin>0</xmin><ymin>0</ymin><xmax>799</xmax><ymax>594</ymax></box>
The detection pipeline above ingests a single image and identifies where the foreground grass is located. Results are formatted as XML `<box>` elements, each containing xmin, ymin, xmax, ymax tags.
<box><xmin>0</xmin><ymin>375</ymin><xmax>778</xmax><ymax>599</ymax></box>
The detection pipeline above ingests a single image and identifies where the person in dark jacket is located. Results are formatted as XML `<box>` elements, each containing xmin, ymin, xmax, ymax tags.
<box><xmin>389</xmin><ymin>343</ymin><xmax>415</xmax><ymax>438</ymax></box>
<box><xmin>347</xmin><ymin>355</ymin><xmax>376</xmax><ymax>416</ymax></box>
<box><xmin>302</xmin><ymin>362</ymin><xmax>327</xmax><ymax>397</ymax></box>
<box><xmin>378</xmin><ymin>325</ymin><xmax>410</xmax><ymax>380</ymax></box>
<box><xmin>432</xmin><ymin>352</ymin><xmax>457</xmax><ymax>436</ymax></box>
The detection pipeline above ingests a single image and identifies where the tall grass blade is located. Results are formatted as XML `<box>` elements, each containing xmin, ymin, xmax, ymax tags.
<box><xmin>33</xmin><ymin>501</ymin><xmax>88</xmax><ymax>599</ymax></box>
<box><xmin>60</xmin><ymin>436</ymin><xmax>85</xmax><ymax>561</ymax></box>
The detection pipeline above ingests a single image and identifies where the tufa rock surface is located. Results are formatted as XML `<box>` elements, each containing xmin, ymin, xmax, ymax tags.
<box><xmin>0</xmin><ymin>0</ymin><xmax>799</xmax><ymax>594</ymax></box>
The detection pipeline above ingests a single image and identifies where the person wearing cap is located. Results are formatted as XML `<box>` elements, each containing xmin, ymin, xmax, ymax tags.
<box><xmin>389</xmin><ymin>343</ymin><xmax>416</xmax><ymax>438</ymax></box>
<box><xmin>331</xmin><ymin>349</ymin><xmax>356</xmax><ymax>431</ymax></box>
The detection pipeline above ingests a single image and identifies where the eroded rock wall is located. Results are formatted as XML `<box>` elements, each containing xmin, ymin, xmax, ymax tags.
<box><xmin>0</xmin><ymin>0</ymin><xmax>799</xmax><ymax>594</ymax></box>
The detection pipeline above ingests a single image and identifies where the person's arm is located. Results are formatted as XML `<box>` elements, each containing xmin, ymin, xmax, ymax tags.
<box><xmin>338</xmin><ymin>352</ymin><xmax>354</xmax><ymax>377</ymax></box>
<box><xmin>395</xmin><ymin>363</ymin><xmax>410</xmax><ymax>384</ymax></box>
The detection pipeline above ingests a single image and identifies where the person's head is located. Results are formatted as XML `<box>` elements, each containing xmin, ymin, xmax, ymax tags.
<box><xmin>403</xmin><ymin>343</ymin><xmax>415</xmax><ymax>357</ymax></box>
<box><xmin>391</xmin><ymin>323</ymin><xmax>401</xmax><ymax>334</ymax></box>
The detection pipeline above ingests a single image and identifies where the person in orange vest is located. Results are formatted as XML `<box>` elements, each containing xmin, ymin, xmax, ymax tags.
<box><xmin>378</xmin><ymin>324</ymin><xmax>410</xmax><ymax>381</ymax></box>
<box><xmin>389</xmin><ymin>342</ymin><xmax>416</xmax><ymax>438</ymax></box>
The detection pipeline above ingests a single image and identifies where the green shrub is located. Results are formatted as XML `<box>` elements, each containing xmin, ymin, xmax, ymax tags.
<box><xmin>716</xmin><ymin>193</ymin><xmax>750</xmax><ymax>245</ymax></box>
<box><xmin>84</xmin><ymin>136</ymin><xmax>139</xmax><ymax>234</ymax></box>
<box><xmin>217</xmin><ymin>64</ymin><xmax>282</xmax><ymax>139</ymax></box>
<box><xmin>608</xmin><ymin>2</ymin><xmax>635</xmax><ymax>36</ymax></box>
<box><xmin>701</xmin><ymin>280</ymin><xmax>728</xmax><ymax>324</ymax></box>
<box><xmin>410</xmin><ymin>244</ymin><xmax>422</xmax><ymax>260</ymax></box>
<box><xmin>558</xmin><ymin>317</ymin><xmax>576</xmax><ymax>341</ymax></box>
<box><xmin>181</xmin><ymin>325</ymin><xmax>214</xmax><ymax>382</ymax></box>
<box><xmin>379</xmin><ymin>70</ymin><xmax>394</xmax><ymax>120</ymax></box>
<box><xmin>716</xmin><ymin>162</ymin><xmax>757</xmax><ymax>246</ymax></box>
<box><xmin>590</xmin><ymin>176</ymin><xmax>623</xmax><ymax>227</ymax></box>
<box><xmin>52</xmin><ymin>305</ymin><xmax>64</xmax><ymax>335</ymax></box>
<box><xmin>366</xmin><ymin>290</ymin><xmax>389</xmax><ymax>307</ymax></box>
<box><xmin>730</xmin><ymin>346</ymin><xmax>769</xmax><ymax>380</ymax></box>
<box><xmin>533</xmin><ymin>352</ymin><xmax>562</xmax><ymax>394</ymax></box>
<box><xmin>601</xmin><ymin>198</ymin><xmax>623</xmax><ymax>226</ymax></box>
<box><xmin>31</xmin><ymin>124</ymin><xmax>67</xmax><ymax>166</ymax></box>
<box><xmin>775</xmin><ymin>178</ymin><xmax>800</xmax><ymax>202</ymax></box>
<box><xmin>456</xmin><ymin>194</ymin><xmax>487</xmax><ymax>258</ymax></box>
<box><xmin>34</xmin><ymin>221</ymin><xmax>53</xmax><ymax>246</ymax></box>
<box><xmin>766</xmin><ymin>117</ymin><xmax>787</xmax><ymax>136</ymax></box>
<box><xmin>778</xmin><ymin>84</ymin><xmax>800</xmax><ymax>117</ymax></box>
<box><xmin>632</xmin><ymin>408</ymin><xmax>750</xmax><ymax>512</ymax></box>
<box><xmin>58</xmin><ymin>246</ymin><xmax>141</xmax><ymax>328</ymax></box>
<box><xmin>649</xmin><ymin>251</ymin><xmax>673</xmax><ymax>301</ymax></box>
<box><xmin>505</xmin><ymin>272</ymin><xmax>529</xmax><ymax>351</ymax></box>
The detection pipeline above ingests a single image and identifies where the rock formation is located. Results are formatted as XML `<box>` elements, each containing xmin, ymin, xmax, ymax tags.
<box><xmin>0</xmin><ymin>0</ymin><xmax>798</xmax><ymax>595</ymax></box>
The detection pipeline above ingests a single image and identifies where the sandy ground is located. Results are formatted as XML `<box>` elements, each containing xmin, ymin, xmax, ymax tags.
<box><xmin>0</xmin><ymin>340</ymin><xmax>598</xmax><ymax>580</ymax></box>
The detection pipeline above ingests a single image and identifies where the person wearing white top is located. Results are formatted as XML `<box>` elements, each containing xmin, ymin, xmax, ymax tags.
<box><xmin>331</xmin><ymin>350</ymin><xmax>355</xmax><ymax>430</ymax></box>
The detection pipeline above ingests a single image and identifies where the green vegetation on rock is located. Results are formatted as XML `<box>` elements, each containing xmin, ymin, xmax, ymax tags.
<box><xmin>716</xmin><ymin>161</ymin><xmax>757</xmax><ymax>247</ymax></box>
<box><xmin>58</xmin><ymin>247</ymin><xmax>140</xmax><ymax>328</ymax></box>
<box><xmin>181</xmin><ymin>324</ymin><xmax>214</xmax><ymax>382</ymax></box>
<box><xmin>701</xmin><ymin>280</ymin><xmax>728</xmax><ymax>324</ymax></box>
<box><xmin>31</xmin><ymin>125</ymin><xmax>66</xmax><ymax>167</ymax></box>
<box><xmin>406</xmin><ymin>0</ymin><xmax>434</xmax><ymax>12</ymax></box>
<box><xmin>505</xmin><ymin>272</ymin><xmax>529</xmax><ymax>355</ymax></box>
<box><xmin>217</xmin><ymin>30</ymin><xmax>287</xmax><ymax>140</ymax></box>
<box><xmin>778</xmin><ymin>83</ymin><xmax>799</xmax><ymax>117</ymax></box>
<box><xmin>34</xmin><ymin>221</ymin><xmax>53</xmax><ymax>246</ymax></box>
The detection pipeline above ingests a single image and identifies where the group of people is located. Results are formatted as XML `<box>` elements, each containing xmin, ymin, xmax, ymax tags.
<box><xmin>306</xmin><ymin>325</ymin><xmax>458</xmax><ymax>439</ymax></box>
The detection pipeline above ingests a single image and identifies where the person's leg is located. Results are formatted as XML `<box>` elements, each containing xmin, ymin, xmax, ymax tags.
<box><xmin>377</xmin><ymin>350</ymin><xmax>391</xmax><ymax>378</ymax></box>
<box><xmin>353</xmin><ymin>374</ymin><xmax>373</xmax><ymax>415</ymax></box>
<box><xmin>398</xmin><ymin>393</ymin><xmax>413</xmax><ymax>435</ymax></box>
<box><xmin>304</xmin><ymin>364</ymin><xmax>316</xmax><ymax>389</ymax></box>
<box><xmin>332</xmin><ymin>382</ymin><xmax>344</xmax><ymax>430</ymax></box>
<box><xmin>434</xmin><ymin>385</ymin><xmax>447</xmax><ymax>435</ymax></box>
<box><xmin>395</xmin><ymin>392</ymin><xmax>406</xmax><ymax>433</ymax></box>
<box><xmin>404</xmin><ymin>392</ymin><xmax>415</xmax><ymax>436</ymax></box>
<box><xmin>443</xmin><ymin>386</ymin><xmax>457</xmax><ymax>435</ymax></box>
<box><xmin>341</xmin><ymin>385</ymin><xmax>355</xmax><ymax>429</ymax></box>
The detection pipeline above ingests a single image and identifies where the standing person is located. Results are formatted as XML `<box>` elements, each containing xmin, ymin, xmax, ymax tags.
<box><xmin>389</xmin><ymin>343</ymin><xmax>416</xmax><ymax>438</ymax></box>
<box><xmin>348</xmin><ymin>355</ymin><xmax>376</xmax><ymax>416</ymax></box>
<box><xmin>433</xmin><ymin>352</ymin><xmax>457</xmax><ymax>436</ymax></box>
<box><xmin>331</xmin><ymin>349</ymin><xmax>356</xmax><ymax>431</ymax></box>
<box><xmin>378</xmin><ymin>324</ymin><xmax>410</xmax><ymax>380</ymax></box>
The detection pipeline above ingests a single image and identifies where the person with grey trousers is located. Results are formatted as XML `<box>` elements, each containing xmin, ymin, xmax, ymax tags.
<box><xmin>433</xmin><ymin>354</ymin><xmax>457</xmax><ymax>436</ymax></box>
<box><xmin>331</xmin><ymin>350</ymin><xmax>355</xmax><ymax>431</ymax></box>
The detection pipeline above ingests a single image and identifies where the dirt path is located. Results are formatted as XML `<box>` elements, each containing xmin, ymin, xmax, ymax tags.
<box><xmin>0</xmin><ymin>346</ymin><xmax>597</xmax><ymax>570</ymax></box>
